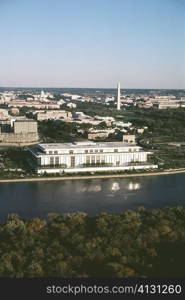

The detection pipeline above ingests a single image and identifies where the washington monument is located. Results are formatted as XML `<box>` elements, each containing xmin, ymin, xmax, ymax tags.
<box><xmin>117</xmin><ymin>82</ymin><xmax>121</xmax><ymax>110</ymax></box>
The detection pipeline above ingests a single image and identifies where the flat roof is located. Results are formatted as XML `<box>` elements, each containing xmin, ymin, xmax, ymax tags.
<box><xmin>38</xmin><ymin>142</ymin><xmax>140</xmax><ymax>150</ymax></box>
<box><xmin>14</xmin><ymin>119</ymin><xmax>36</xmax><ymax>122</ymax></box>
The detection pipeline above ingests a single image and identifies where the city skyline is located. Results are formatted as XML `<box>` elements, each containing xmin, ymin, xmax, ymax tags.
<box><xmin>0</xmin><ymin>0</ymin><xmax>185</xmax><ymax>89</ymax></box>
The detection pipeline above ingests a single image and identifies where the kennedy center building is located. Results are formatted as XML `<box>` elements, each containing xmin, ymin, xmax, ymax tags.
<box><xmin>29</xmin><ymin>141</ymin><xmax>157</xmax><ymax>174</ymax></box>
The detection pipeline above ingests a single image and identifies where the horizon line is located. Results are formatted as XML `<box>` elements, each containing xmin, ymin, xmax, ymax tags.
<box><xmin>0</xmin><ymin>86</ymin><xmax>184</xmax><ymax>90</ymax></box>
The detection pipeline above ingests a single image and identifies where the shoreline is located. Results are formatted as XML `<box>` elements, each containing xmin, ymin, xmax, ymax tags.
<box><xmin>1</xmin><ymin>168</ymin><xmax>185</xmax><ymax>183</ymax></box>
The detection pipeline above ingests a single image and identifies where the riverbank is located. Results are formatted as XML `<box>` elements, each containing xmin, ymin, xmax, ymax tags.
<box><xmin>1</xmin><ymin>168</ymin><xmax>185</xmax><ymax>183</ymax></box>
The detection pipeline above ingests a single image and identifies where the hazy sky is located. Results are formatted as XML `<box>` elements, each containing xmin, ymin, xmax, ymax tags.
<box><xmin>0</xmin><ymin>0</ymin><xmax>185</xmax><ymax>88</ymax></box>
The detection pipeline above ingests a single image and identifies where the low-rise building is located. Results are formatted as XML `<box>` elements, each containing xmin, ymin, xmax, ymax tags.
<box><xmin>0</xmin><ymin>109</ymin><xmax>10</xmax><ymax>120</ymax></box>
<box><xmin>9</xmin><ymin>107</ymin><xmax>19</xmax><ymax>115</ymax></box>
<box><xmin>88</xmin><ymin>129</ymin><xmax>115</xmax><ymax>140</ymax></box>
<box><xmin>66</xmin><ymin>102</ymin><xmax>77</xmax><ymax>108</ymax></box>
<box><xmin>8</xmin><ymin>100</ymin><xmax>60</xmax><ymax>109</ymax></box>
<box><xmin>94</xmin><ymin>116</ymin><xmax>115</xmax><ymax>122</ymax></box>
<box><xmin>123</xmin><ymin>135</ymin><xmax>136</xmax><ymax>144</ymax></box>
<box><xmin>113</xmin><ymin>121</ymin><xmax>132</xmax><ymax>127</ymax></box>
<box><xmin>29</xmin><ymin>141</ymin><xmax>157</xmax><ymax>174</ymax></box>
<box><xmin>27</xmin><ymin>110</ymin><xmax>72</xmax><ymax>121</ymax></box>
<box><xmin>137</xmin><ymin>128</ymin><xmax>145</xmax><ymax>134</ymax></box>
<box><xmin>153</xmin><ymin>102</ymin><xmax>180</xmax><ymax>109</ymax></box>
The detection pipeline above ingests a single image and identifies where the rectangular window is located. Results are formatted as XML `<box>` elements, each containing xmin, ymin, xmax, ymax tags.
<box><xmin>95</xmin><ymin>149</ymin><xmax>98</xmax><ymax>153</ymax></box>
<box><xmin>90</xmin><ymin>149</ymin><xmax>93</xmax><ymax>153</ymax></box>
<box><xmin>55</xmin><ymin>157</ymin><xmax>59</xmax><ymax>165</ymax></box>
<box><xmin>91</xmin><ymin>156</ymin><xmax>95</xmax><ymax>164</ymax></box>
<box><xmin>49</xmin><ymin>151</ymin><xmax>52</xmax><ymax>154</ymax></box>
<box><xmin>101</xmin><ymin>156</ymin><xmax>105</xmax><ymax>163</ymax></box>
<box><xmin>96</xmin><ymin>156</ymin><xmax>100</xmax><ymax>163</ymax></box>
<box><xmin>71</xmin><ymin>156</ymin><xmax>75</xmax><ymax>167</ymax></box>
<box><xmin>100</xmin><ymin>149</ymin><xmax>103</xmax><ymax>153</ymax></box>
<box><xmin>69</xmin><ymin>150</ymin><xmax>74</xmax><ymax>154</ymax></box>
<box><xmin>85</xmin><ymin>150</ymin><xmax>88</xmax><ymax>154</ymax></box>
<box><xmin>54</xmin><ymin>151</ymin><xmax>58</xmax><ymax>154</ymax></box>
<box><xmin>86</xmin><ymin>156</ymin><xmax>90</xmax><ymax>164</ymax></box>
<box><xmin>50</xmin><ymin>157</ymin><xmax>54</xmax><ymax>165</ymax></box>
<box><xmin>114</xmin><ymin>149</ymin><xmax>118</xmax><ymax>152</ymax></box>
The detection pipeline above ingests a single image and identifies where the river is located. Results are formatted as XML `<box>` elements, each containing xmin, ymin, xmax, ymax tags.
<box><xmin>0</xmin><ymin>173</ymin><xmax>184</xmax><ymax>223</ymax></box>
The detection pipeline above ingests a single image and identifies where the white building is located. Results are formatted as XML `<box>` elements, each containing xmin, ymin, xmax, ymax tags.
<box><xmin>105</xmin><ymin>96</ymin><xmax>115</xmax><ymax>103</ymax></box>
<box><xmin>113</xmin><ymin>121</ymin><xmax>132</xmax><ymax>127</ymax></box>
<box><xmin>67</xmin><ymin>102</ymin><xmax>77</xmax><ymax>108</ymax></box>
<box><xmin>95</xmin><ymin>115</ymin><xmax>115</xmax><ymax>122</ymax></box>
<box><xmin>58</xmin><ymin>99</ymin><xmax>65</xmax><ymax>105</ymax></box>
<box><xmin>61</xmin><ymin>93</ymin><xmax>81</xmax><ymax>100</ymax></box>
<box><xmin>0</xmin><ymin>109</ymin><xmax>10</xmax><ymax>120</ymax></box>
<box><xmin>27</xmin><ymin>110</ymin><xmax>72</xmax><ymax>121</ymax></box>
<box><xmin>29</xmin><ymin>141</ymin><xmax>157</xmax><ymax>174</ymax></box>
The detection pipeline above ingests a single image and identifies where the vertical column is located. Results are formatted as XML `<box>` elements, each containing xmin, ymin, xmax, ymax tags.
<box><xmin>117</xmin><ymin>82</ymin><xmax>121</xmax><ymax>110</ymax></box>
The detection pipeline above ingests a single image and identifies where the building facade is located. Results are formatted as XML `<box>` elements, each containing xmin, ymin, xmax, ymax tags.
<box><xmin>0</xmin><ymin>119</ymin><xmax>38</xmax><ymax>145</ymax></box>
<box><xmin>122</xmin><ymin>135</ymin><xmax>136</xmax><ymax>144</ymax></box>
<box><xmin>27</xmin><ymin>110</ymin><xmax>72</xmax><ymax>121</ymax></box>
<box><xmin>29</xmin><ymin>141</ymin><xmax>157</xmax><ymax>174</ymax></box>
<box><xmin>8</xmin><ymin>100</ymin><xmax>60</xmax><ymax>109</ymax></box>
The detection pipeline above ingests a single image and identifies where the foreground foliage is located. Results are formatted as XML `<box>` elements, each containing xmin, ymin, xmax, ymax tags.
<box><xmin>0</xmin><ymin>206</ymin><xmax>185</xmax><ymax>278</ymax></box>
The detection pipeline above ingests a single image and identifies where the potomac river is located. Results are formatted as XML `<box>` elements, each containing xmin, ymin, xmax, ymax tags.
<box><xmin>0</xmin><ymin>173</ymin><xmax>185</xmax><ymax>223</ymax></box>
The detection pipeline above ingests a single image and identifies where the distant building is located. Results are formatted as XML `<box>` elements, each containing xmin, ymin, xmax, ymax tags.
<box><xmin>71</xmin><ymin>95</ymin><xmax>81</xmax><ymax>100</ymax></box>
<box><xmin>58</xmin><ymin>99</ymin><xmax>65</xmax><ymax>106</ymax></box>
<box><xmin>88</xmin><ymin>129</ymin><xmax>114</xmax><ymax>140</ymax></box>
<box><xmin>113</xmin><ymin>121</ymin><xmax>132</xmax><ymax>127</ymax></box>
<box><xmin>153</xmin><ymin>102</ymin><xmax>180</xmax><ymax>109</ymax></box>
<box><xmin>105</xmin><ymin>96</ymin><xmax>115</xmax><ymax>103</ymax></box>
<box><xmin>123</xmin><ymin>135</ymin><xmax>136</xmax><ymax>144</ymax></box>
<box><xmin>61</xmin><ymin>94</ymin><xmax>81</xmax><ymax>100</ymax></box>
<box><xmin>0</xmin><ymin>109</ymin><xmax>10</xmax><ymax>120</ymax></box>
<box><xmin>0</xmin><ymin>118</ymin><xmax>38</xmax><ymax>145</ymax></box>
<box><xmin>94</xmin><ymin>116</ymin><xmax>115</xmax><ymax>122</ymax></box>
<box><xmin>9</xmin><ymin>107</ymin><xmax>19</xmax><ymax>116</ymax></box>
<box><xmin>137</xmin><ymin>128</ymin><xmax>145</xmax><ymax>134</ymax></box>
<box><xmin>137</xmin><ymin>102</ymin><xmax>153</xmax><ymax>108</ymax></box>
<box><xmin>8</xmin><ymin>100</ymin><xmax>60</xmax><ymax>109</ymax></box>
<box><xmin>27</xmin><ymin>110</ymin><xmax>72</xmax><ymax>121</ymax></box>
<box><xmin>66</xmin><ymin>102</ymin><xmax>77</xmax><ymax>108</ymax></box>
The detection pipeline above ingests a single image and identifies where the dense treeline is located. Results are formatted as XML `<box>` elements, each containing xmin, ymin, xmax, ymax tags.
<box><xmin>38</xmin><ymin>120</ymin><xmax>115</xmax><ymax>143</ymax></box>
<box><xmin>131</xmin><ymin>108</ymin><xmax>185</xmax><ymax>141</ymax></box>
<box><xmin>0</xmin><ymin>206</ymin><xmax>185</xmax><ymax>278</ymax></box>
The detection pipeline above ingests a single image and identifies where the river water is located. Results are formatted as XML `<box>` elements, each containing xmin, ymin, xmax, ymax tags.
<box><xmin>0</xmin><ymin>173</ymin><xmax>184</xmax><ymax>223</ymax></box>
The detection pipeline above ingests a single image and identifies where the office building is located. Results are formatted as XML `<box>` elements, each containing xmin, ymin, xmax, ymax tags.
<box><xmin>0</xmin><ymin>118</ymin><xmax>38</xmax><ymax>145</ymax></box>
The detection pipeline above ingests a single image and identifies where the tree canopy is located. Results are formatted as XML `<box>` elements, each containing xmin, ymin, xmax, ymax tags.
<box><xmin>0</xmin><ymin>206</ymin><xmax>185</xmax><ymax>277</ymax></box>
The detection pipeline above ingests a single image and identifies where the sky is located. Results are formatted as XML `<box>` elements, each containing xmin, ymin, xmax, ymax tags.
<box><xmin>0</xmin><ymin>0</ymin><xmax>185</xmax><ymax>89</ymax></box>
